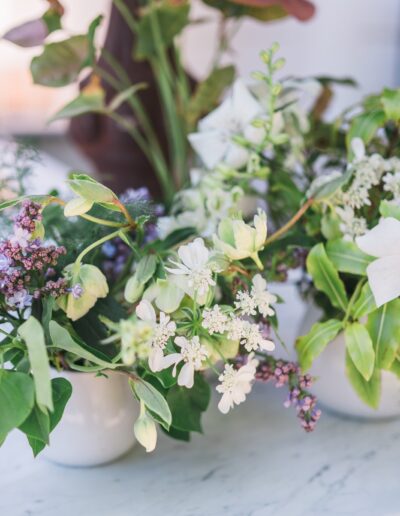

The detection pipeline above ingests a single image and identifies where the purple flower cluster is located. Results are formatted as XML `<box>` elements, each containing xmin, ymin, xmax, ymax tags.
<box><xmin>256</xmin><ymin>358</ymin><xmax>321</xmax><ymax>432</ymax></box>
<box><xmin>0</xmin><ymin>201</ymin><xmax>67</xmax><ymax>308</ymax></box>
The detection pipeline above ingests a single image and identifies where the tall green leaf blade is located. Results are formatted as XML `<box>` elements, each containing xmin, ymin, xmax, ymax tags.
<box><xmin>345</xmin><ymin>351</ymin><xmax>381</xmax><ymax>408</ymax></box>
<box><xmin>0</xmin><ymin>371</ymin><xmax>35</xmax><ymax>442</ymax></box>
<box><xmin>326</xmin><ymin>239</ymin><xmax>373</xmax><ymax>275</ymax></box>
<box><xmin>18</xmin><ymin>316</ymin><xmax>53</xmax><ymax>412</ymax></box>
<box><xmin>306</xmin><ymin>243</ymin><xmax>348</xmax><ymax>311</ymax></box>
<box><xmin>296</xmin><ymin>319</ymin><xmax>342</xmax><ymax>371</ymax></box>
<box><xmin>344</xmin><ymin>322</ymin><xmax>375</xmax><ymax>381</ymax></box>
<box><xmin>366</xmin><ymin>300</ymin><xmax>400</xmax><ymax>369</ymax></box>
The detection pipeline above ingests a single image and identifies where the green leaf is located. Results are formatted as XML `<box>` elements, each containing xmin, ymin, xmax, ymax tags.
<box><xmin>381</xmin><ymin>88</ymin><xmax>400</xmax><ymax>121</ymax></box>
<box><xmin>135</xmin><ymin>3</ymin><xmax>190</xmax><ymax>60</ymax></box>
<box><xmin>124</xmin><ymin>276</ymin><xmax>144</xmax><ymax>304</ymax></box>
<box><xmin>346</xmin><ymin>109</ymin><xmax>386</xmax><ymax>157</ymax></box>
<box><xmin>135</xmin><ymin>255</ymin><xmax>158</xmax><ymax>284</ymax></box>
<box><xmin>19</xmin><ymin>404</ymin><xmax>50</xmax><ymax>445</ymax></box>
<box><xmin>0</xmin><ymin>371</ymin><xmax>34</xmax><ymax>442</ymax></box>
<box><xmin>345</xmin><ymin>351</ymin><xmax>381</xmax><ymax>408</ymax></box>
<box><xmin>379</xmin><ymin>199</ymin><xmax>400</xmax><ymax>221</ymax></box>
<box><xmin>160</xmin><ymin>424</ymin><xmax>190</xmax><ymax>442</ymax></box>
<box><xmin>31</xmin><ymin>35</ymin><xmax>89</xmax><ymax>87</ymax></box>
<box><xmin>351</xmin><ymin>282</ymin><xmax>377</xmax><ymax>319</ymax></box>
<box><xmin>366</xmin><ymin>300</ymin><xmax>400</xmax><ymax>369</ymax></box>
<box><xmin>320</xmin><ymin>211</ymin><xmax>341</xmax><ymax>240</ymax></box>
<box><xmin>67</xmin><ymin>174</ymin><xmax>116</xmax><ymax>203</ymax></box>
<box><xmin>18</xmin><ymin>317</ymin><xmax>53</xmax><ymax>412</ymax></box>
<box><xmin>310</xmin><ymin>168</ymin><xmax>353</xmax><ymax>201</ymax></box>
<box><xmin>130</xmin><ymin>378</ymin><xmax>172</xmax><ymax>428</ymax></box>
<box><xmin>345</xmin><ymin>322</ymin><xmax>375</xmax><ymax>381</ymax></box>
<box><xmin>296</xmin><ymin>319</ymin><xmax>342</xmax><ymax>371</ymax></box>
<box><xmin>49</xmin><ymin>88</ymin><xmax>105</xmax><ymax>123</ymax></box>
<box><xmin>49</xmin><ymin>321</ymin><xmax>115</xmax><ymax>369</ymax></box>
<box><xmin>203</xmin><ymin>0</ymin><xmax>288</xmax><ymax>21</ymax></box>
<box><xmin>326</xmin><ymin>239</ymin><xmax>373</xmax><ymax>275</ymax></box>
<box><xmin>108</xmin><ymin>83</ymin><xmax>147</xmax><ymax>111</ymax></box>
<box><xmin>187</xmin><ymin>66</ymin><xmax>235</xmax><ymax>127</ymax></box>
<box><xmin>24</xmin><ymin>378</ymin><xmax>72</xmax><ymax>456</ymax></box>
<box><xmin>306</xmin><ymin>243</ymin><xmax>348</xmax><ymax>311</ymax></box>
<box><xmin>0</xmin><ymin>194</ymin><xmax>52</xmax><ymax>211</ymax></box>
<box><xmin>166</xmin><ymin>373</ymin><xmax>210</xmax><ymax>433</ymax></box>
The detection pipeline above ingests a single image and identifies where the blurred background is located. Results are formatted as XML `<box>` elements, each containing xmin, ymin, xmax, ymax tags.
<box><xmin>0</xmin><ymin>0</ymin><xmax>399</xmax><ymax>176</ymax></box>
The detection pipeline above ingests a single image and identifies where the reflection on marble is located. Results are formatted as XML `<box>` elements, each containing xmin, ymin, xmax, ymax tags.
<box><xmin>1</xmin><ymin>384</ymin><xmax>400</xmax><ymax>516</ymax></box>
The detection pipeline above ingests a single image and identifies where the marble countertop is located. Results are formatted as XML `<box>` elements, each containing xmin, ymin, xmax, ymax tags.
<box><xmin>1</xmin><ymin>383</ymin><xmax>400</xmax><ymax>516</ymax></box>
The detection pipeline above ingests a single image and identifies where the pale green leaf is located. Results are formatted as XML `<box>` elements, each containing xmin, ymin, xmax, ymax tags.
<box><xmin>345</xmin><ymin>351</ymin><xmax>381</xmax><ymax>408</ymax></box>
<box><xmin>366</xmin><ymin>300</ymin><xmax>400</xmax><ymax>369</ymax></box>
<box><xmin>130</xmin><ymin>379</ymin><xmax>172</xmax><ymax>427</ymax></box>
<box><xmin>0</xmin><ymin>371</ymin><xmax>34</xmax><ymax>442</ymax></box>
<box><xmin>296</xmin><ymin>319</ymin><xmax>342</xmax><ymax>371</ymax></box>
<box><xmin>345</xmin><ymin>322</ymin><xmax>375</xmax><ymax>381</ymax></box>
<box><xmin>326</xmin><ymin>239</ymin><xmax>373</xmax><ymax>275</ymax></box>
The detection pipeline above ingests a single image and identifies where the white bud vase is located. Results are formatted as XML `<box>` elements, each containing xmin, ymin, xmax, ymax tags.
<box><xmin>42</xmin><ymin>370</ymin><xmax>139</xmax><ymax>467</ymax></box>
<box><xmin>299</xmin><ymin>304</ymin><xmax>400</xmax><ymax>419</ymax></box>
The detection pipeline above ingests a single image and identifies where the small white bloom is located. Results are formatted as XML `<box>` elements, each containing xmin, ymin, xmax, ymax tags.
<box><xmin>216</xmin><ymin>353</ymin><xmax>259</xmax><ymax>414</ymax></box>
<box><xmin>134</xmin><ymin>404</ymin><xmax>158</xmax><ymax>453</ymax></box>
<box><xmin>227</xmin><ymin>317</ymin><xmax>275</xmax><ymax>352</ymax></box>
<box><xmin>383</xmin><ymin>171</ymin><xmax>400</xmax><ymax>199</ymax></box>
<box><xmin>356</xmin><ymin>217</ymin><xmax>400</xmax><ymax>307</ymax></box>
<box><xmin>188</xmin><ymin>79</ymin><xmax>264</xmax><ymax>170</ymax></box>
<box><xmin>336</xmin><ymin>206</ymin><xmax>367</xmax><ymax>241</ymax></box>
<box><xmin>251</xmin><ymin>274</ymin><xmax>277</xmax><ymax>318</ymax></box>
<box><xmin>166</xmin><ymin>238</ymin><xmax>215</xmax><ymax>299</ymax></box>
<box><xmin>136</xmin><ymin>300</ymin><xmax>176</xmax><ymax>372</ymax></box>
<box><xmin>9</xmin><ymin>226</ymin><xmax>30</xmax><ymax>248</ymax></box>
<box><xmin>162</xmin><ymin>336</ymin><xmax>209</xmax><ymax>389</ymax></box>
<box><xmin>235</xmin><ymin>290</ymin><xmax>257</xmax><ymax>316</ymax></box>
<box><xmin>120</xmin><ymin>319</ymin><xmax>153</xmax><ymax>366</ymax></box>
<box><xmin>202</xmin><ymin>305</ymin><xmax>229</xmax><ymax>335</ymax></box>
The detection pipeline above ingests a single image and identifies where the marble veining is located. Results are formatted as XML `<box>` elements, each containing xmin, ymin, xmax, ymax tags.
<box><xmin>1</xmin><ymin>384</ymin><xmax>400</xmax><ymax>516</ymax></box>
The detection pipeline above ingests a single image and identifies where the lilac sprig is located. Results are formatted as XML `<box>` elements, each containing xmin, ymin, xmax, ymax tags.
<box><xmin>255</xmin><ymin>357</ymin><xmax>321</xmax><ymax>432</ymax></box>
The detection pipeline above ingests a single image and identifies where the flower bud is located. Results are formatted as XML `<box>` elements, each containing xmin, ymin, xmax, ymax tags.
<box><xmin>134</xmin><ymin>405</ymin><xmax>157</xmax><ymax>453</ymax></box>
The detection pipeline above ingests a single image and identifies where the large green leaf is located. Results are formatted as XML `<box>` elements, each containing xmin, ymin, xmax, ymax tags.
<box><xmin>296</xmin><ymin>319</ymin><xmax>342</xmax><ymax>371</ymax></box>
<box><xmin>18</xmin><ymin>317</ymin><xmax>53</xmax><ymax>412</ymax></box>
<box><xmin>379</xmin><ymin>200</ymin><xmax>400</xmax><ymax>221</ymax></box>
<box><xmin>130</xmin><ymin>378</ymin><xmax>172</xmax><ymax>428</ymax></box>
<box><xmin>0</xmin><ymin>371</ymin><xmax>35</xmax><ymax>442</ymax></box>
<box><xmin>31</xmin><ymin>35</ymin><xmax>89</xmax><ymax>87</ymax></box>
<box><xmin>366</xmin><ymin>300</ymin><xmax>400</xmax><ymax>369</ymax></box>
<box><xmin>19</xmin><ymin>404</ymin><xmax>50</xmax><ymax>445</ymax></box>
<box><xmin>346</xmin><ymin>109</ymin><xmax>386</xmax><ymax>157</ymax></box>
<box><xmin>344</xmin><ymin>322</ymin><xmax>375</xmax><ymax>381</ymax></box>
<box><xmin>326</xmin><ymin>239</ymin><xmax>373</xmax><ymax>276</ymax></box>
<box><xmin>306</xmin><ymin>243</ymin><xmax>348</xmax><ymax>311</ymax></box>
<box><xmin>49</xmin><ymin>321</ymin><xmax>115</xmax><ymax>369</ymax></box>
<box><xmin>49</xmin><ymin>88</ymin><xmax>105</xmax><ymax>123</ymax></box>
<box><xmin>135</xmin><ymin>3</ymin><xmax>190</xmax><ymax>60</ymax></box>
<box><xmin>135</xmin><ymin>255</ymin><xmax>158</xmax><ymax>284</ymax></box>
<box><xmin>345</xmin><ymin>351</ymin><xmax>381</xmax><ymax>408</ymax></box>
<box><xmin>187</xmin><ymin>66</ymin><xmax>235</xmax><ymax>127</ymax></box>
<box><xmin>351</xmin><ymin>282</ymin><xmax>377</xmax><ymax>319</ymax></box>
<box><xmin>381</xmin><ymin>88</ymin><xmax>400</xmax><ymax>121</ymax></box>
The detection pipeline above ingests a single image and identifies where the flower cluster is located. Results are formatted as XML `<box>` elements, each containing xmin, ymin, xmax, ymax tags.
<box><xmin>255</xmin><ymin>358</ymin><xmax>321</xmax><ymax>432</ymax></box>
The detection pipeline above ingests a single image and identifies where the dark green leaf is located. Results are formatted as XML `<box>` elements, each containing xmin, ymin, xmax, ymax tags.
<box><xmin>346</xmin><ymin>351</ymin><xmax>381</xmax><ymax>408</ymax></box>
<box><xmin>306</xmin><ymin>243</ymin><xmax>348</xmax><ymax>311</ymax></box>
<box><xmin>296</xmin><ymin>319</ymin><xmax>342</xmax><ymax>371</ymax></box>
<box><xmin>345</xmin><ymin>322</ymin><xmax>375</xmax><ymax>381</ymax></box>
<box><xmin>19</xmin><ymin>404</ymin><xmax>50</xmax><ymax>445</ymax></box>
<box><xmin>326</xmin><ymin>239</ymin><xmax>373</xmax><ymax>275</ymax></box>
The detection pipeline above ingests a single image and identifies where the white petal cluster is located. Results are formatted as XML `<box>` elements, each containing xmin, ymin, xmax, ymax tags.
<box><xmin>216</xmin><ymin>353</ymin><xmax>259</xmax><ymax>414</ymax></box>
<box><xmin>201</xmin><ymin>305</ymin><xmax>230</xmax><ymax>335</ymax></box>
<box><xmin>227</xmin><ymin>317</ymin><xmax>275</xmax><ymax>352</ymax></box>
<box><xmin>336</xmin><ymin>206</ymin><xmax>367</xmax><ymax>241</ymax></box>
<box><xmin>383</xmin><ymin>171</ymin><xmax>400</xmax><ymax>200</ymax></box>
<box><xmin>166</xmin><ymin>336</ymin><xmax>209</xmax><ymax>389</ymax></box>
<box><xmin>235</xmin><ymin>274</ymin><xmax>276</xmax><ymax>318</ymax></box>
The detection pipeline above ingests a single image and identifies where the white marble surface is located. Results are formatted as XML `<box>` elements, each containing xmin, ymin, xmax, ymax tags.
<box><xmin>1</xmin><ymin>383</ymin><xmax>400</xmax><ymax>516</ymax></box>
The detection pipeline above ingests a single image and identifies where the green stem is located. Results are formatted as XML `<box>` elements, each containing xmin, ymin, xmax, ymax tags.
<box><xmin>343</xmin><ymin>278</ymin><xmax>365</xmax><ymax>325</ymax></box>
<box><xmin>265</xmin><ymin>197</ymin><xmax>314</xmax><ymax>246</ymax></box>
<box><xmin>112</xmin><ymin>0</ymin><xmax>138</xmax><ymax>33</ymax></box>
<box><xmin>79</xmin><ymin>213</ymin><xmax>127</xmax><ymax>228</ymax></box>
<box><xmin>75</xmin><ymin>227</ymin><xmax>129</xmax><ymax>268</ymax></box>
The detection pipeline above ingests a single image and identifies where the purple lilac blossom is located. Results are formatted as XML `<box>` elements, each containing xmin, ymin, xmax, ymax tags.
<box><xmin>70</xmin><ymin>283</ymin><xmax>84</xmax><ymax>299</ymax></box>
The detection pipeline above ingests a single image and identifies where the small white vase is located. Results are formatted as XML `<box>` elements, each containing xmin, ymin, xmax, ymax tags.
<box><xmin>42</xmin><ymin>370</ymin><xmax>139</xmax><ymax>467</ymax></box>
<box><xmin>300</xmin><ymin>305</ymin><xmax>400</xmax><ymax>419</ymax></box>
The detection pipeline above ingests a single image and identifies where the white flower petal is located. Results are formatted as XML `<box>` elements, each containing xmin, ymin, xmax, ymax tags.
<box><xmin>178</xmin><ymin>362</ymin><xmax>195</xmax><ymax>388</ymax></box>
<box><xmin>188</xmin><ymin>131</ymin><xmax>228</xmax><ymax>169</ymax></box>
<box><xmin>218</xmin><ymin>392</ymin><xmax>233</xmax><ymax>414</ymax></box>
<box><xmin>356</xmin><ymin>217</ymin><xmax>400</xmax><ymax>258</ymax></box>
<box><xmin>136</xmin><ymin>299</ymin><xmax>156</xmax><ymax>323</ymax></box>
<box><xmin>366</xmin><ymin>255</ymin><xmax>400</xmax><ymax>307</ymax></box>
<box><xmin>224</xmin><ymin>142</ymin><xmax>249</xmax><ymax>169</ymax></box>
<box><xmin>231</xmin><ymin>79</ymin><xmax>262</xmax><ymax>124</ymax></box>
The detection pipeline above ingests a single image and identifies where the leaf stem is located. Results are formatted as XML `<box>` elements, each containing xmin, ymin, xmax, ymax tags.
<box><xmin>264</xmin><ymin>197</ymin><xmax>314</xmax><ymax>246</ymax></box>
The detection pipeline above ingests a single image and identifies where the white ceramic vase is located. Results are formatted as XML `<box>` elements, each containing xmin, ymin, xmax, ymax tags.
<box><xmin>43</xmin><ymin>370</ymin><xmax>139</xmax><ymax>467</ymax></box>
<box><xmin>300</xmin><ymin>305</ymin><xmax>400</xmax><ymax>419</ymax></box>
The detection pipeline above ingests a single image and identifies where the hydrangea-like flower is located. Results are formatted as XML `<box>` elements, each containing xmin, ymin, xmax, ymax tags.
<box><xmin>216</xmin><ymin>353</ymin><xmax>259</xmax><ymax>414</ymax></box>
<box><xmin>250</xmin><ymin>274</ymin><xmax>277</xmax><ymax>318</ymax></box>
<box><xmin>336</xmin><ymin>206</ymin><xmax>367</xmax><ymax>241</ymax></box>
<box><xmin>213</xmin><ymin>209</ymin><xmax>267</xmax><ymax>269</ymax></box>
<box><xmin>188</xmin><ymin>79</ymin><xmax>264</xmax><ymax>170</ymax></box>
<box><xmin>120</xmin><ymin>319</ymin><xmax>153</xmax><ymax>366</ymax></box>
<box><xmin>162</xmin><ymin>336</ymin><xmax>209</xmax><ymax>389</ymax></box>
<box><xmin>166</xmin><ymin>238</ymin><xmax>216</xmax><ymax>301</ymax></box>
<box><xmin>202</xmin><ymin>305</ymin><xmax>229</xmax><ymax>335</ymax></box>
<box><xmin>136</xmin><ymin>299</ymin><xmax>176</xmax><ymax>372</ymax></box>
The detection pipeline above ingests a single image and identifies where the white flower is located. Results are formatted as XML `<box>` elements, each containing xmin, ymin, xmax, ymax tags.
<box><xmin>7</xmin><ymin>288</ymin><xmax>32</xmax><ymax>309</ymax></box>
<box><xmin>227</xmin><ymin>317</ymin><xmax>275</xmax><ymax>352</ymax></box>
<box><xmin>164</xmin><ymin>336</ymin><xmax>209</xmax><ymax>389</ymax></box>
<box><xmin>9</xmin><ymin>226</ymin><xmax>30</xmax><ymax>248</ymax></box>
<box><xmin>166</xmin><ymin>238</ymin><xmax>216</xmax><ymax>300</ymax></box>
<box><xmin>235</xmin><ymin>290</ymin><xmax>257</xmax><ymax>316</ymax></box>
<box><xmin>202</xmin><ymin>305</ymin><xmax>229</xmax><ymax>335</ymax></box>
<box><xmin>250</xmin><ymin>274</ymin><xmax>277</xmax><ymax>318</ymax></box>
<box><xmin>216</xmin><ymin>353</ymin><xmax>259</xmax><ymax>414</ymax></box>
<box><xmin>350</xmin><ymin>137</ymin><xmax>366</xmax><ymax>162</ymax></box>
<box><xmin>213</xmin><ymin>209</ymin><xmax>267</xmax><ymax>269</ymax></box>
<box><xmin>188</xmin><ymin>79</ymin><xmax>264</xmax><ymax>170</ymax></box>
<box><xmin>306</xmin><ymin>170</ymin><xmax>343</xmax><ymax>199</ymax></box>
<box><xmin>356</xmin><ymin>217</ymin><xmax>400</xmax><ymax>307</ymax></box>
<box><xmin>383</xmin><ymin>171</ymin><xmax>400</xmax><ymax>199</ymax></box>
<box><xmin>336</xmin><ymin>206</ymin><xmax>367</xmax><ymax>241</ymax></box>
<box><xmin>136</xmin><ymin>300</ymin><xmax>176</xmax><ymax>372</ymax></box>
<box><xmin>120</xmin><ymin>319</ymin><xmax>153</xmax><ymax>366</ymax></box>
